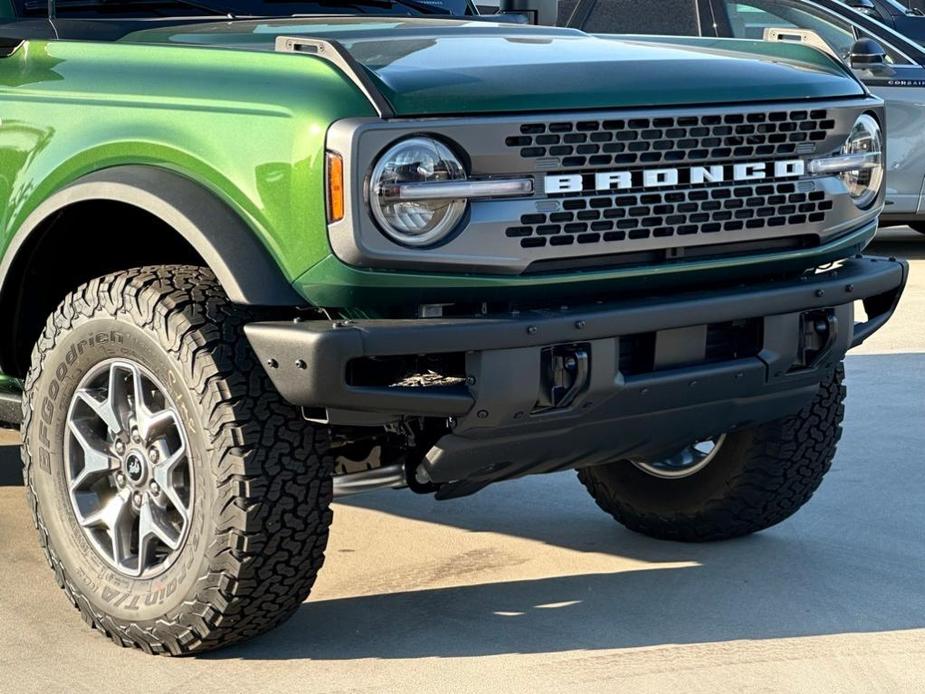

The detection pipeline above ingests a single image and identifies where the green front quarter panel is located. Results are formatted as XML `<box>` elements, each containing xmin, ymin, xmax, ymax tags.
<box><xmin>0</xmin><ymin>39</ymin><xmax>376</xmax><ymax>286</ymax></box>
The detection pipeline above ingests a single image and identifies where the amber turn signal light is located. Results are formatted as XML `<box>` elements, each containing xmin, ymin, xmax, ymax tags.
<box><xmin>326</xmin><ymin>151</ymin><xmax>345</xmax><ymax>223</ymax></box>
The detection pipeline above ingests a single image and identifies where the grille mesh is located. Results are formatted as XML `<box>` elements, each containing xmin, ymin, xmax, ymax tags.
<box><xmin>506</xmin><ymin>182</ymin><xmax>834</xmax><ymax>250</ymax></box>
<box><xmin>506</xmin><ymin>109</ymin><xmax>835</xmax><ymax>169</ymax></box>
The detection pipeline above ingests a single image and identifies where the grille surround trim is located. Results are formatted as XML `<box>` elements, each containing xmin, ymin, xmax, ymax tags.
<box><xmin>326</xmin><ymin>97</ymin><xmax>884</xmax><ymax>276</ymax></box>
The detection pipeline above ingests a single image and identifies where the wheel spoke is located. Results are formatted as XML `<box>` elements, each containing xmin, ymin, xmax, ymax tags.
<box><xmin>106</xmin><ymin>363</ymin><xmax>135</xmax><ymax>433</ymax></box>
<box><xmin>137</xmin><ymin>409</ymin><xmax>179</xmax><ymax>443</ymax></box>
<box><xmin>139</xmin><ymin>498</ymin><xmax>181</xmax><ymax>552</ymax></box>
<box><xmin>79</xmin><ymin>489</ymin><xmax>135</xmax><ymax>568</ymax></box>
<box><xmin>75</xmin><ymin>389</ymin><xmax>122</xmax><ymax>436</ymax></box>
<box><xmin>68</xmin><ymin>419</ymin><xmax>115</xmax><ymax>490</ymax></box>
<box><xmin>79</xmin><ymin>489</ymin><xmax>127</xmax><ymax>528</ymax></box>
<box><xmin>153</xmin><ymin>447</ymin><xmax>189</xmax><ymax>522</ymax></box>
<box><xmin>128</xmin><ymin>363</ymin><xmax>178</xmax><ymax>442</ymax></box>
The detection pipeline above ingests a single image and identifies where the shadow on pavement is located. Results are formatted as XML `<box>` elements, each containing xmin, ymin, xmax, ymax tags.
<box><xmin>0</xmin><ymin>439</ymin><xmax>21</xmax><ymax>486</ymax></box>
<box><xmin>210</xmin><ymin>353</ymin><xmax>925</xmax><ymax>661</ymax></box>
<box><xmin>214</xmin><ymin>530</ymin><xmax>924</xmax><ymax>661</ymax></box>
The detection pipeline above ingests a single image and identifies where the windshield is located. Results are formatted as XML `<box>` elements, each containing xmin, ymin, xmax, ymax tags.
<box><xmin>18</xmin><ymin>0</ymin><xmax>474</xmax><ymax>18</ymax></box>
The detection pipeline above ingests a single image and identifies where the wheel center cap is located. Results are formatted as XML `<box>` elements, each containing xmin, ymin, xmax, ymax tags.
<box><xmin>124</xmin><ymin>452</ymin><xmax>147</xmax><ymax>484</ymax></box>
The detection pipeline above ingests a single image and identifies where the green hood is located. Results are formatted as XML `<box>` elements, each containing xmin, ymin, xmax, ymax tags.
<box><xmin>121</xmin><ymin>17</ymin><xmax>865</xmax><ymax>116</ymax></box>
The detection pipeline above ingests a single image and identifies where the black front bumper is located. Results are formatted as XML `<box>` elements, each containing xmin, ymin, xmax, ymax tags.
<box><xmin>245</xmin><ymin>256</ymin><xmax>906</xmax><ymax>487</ymax></box>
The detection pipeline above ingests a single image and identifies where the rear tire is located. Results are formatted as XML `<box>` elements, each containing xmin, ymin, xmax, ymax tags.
<box><xmin>22</xmin><ymin>266</ymin><xmax>333</xmax><ymax>654</ymax></box>
<box><xmin>577</xmin><ymin>365</ymin><xmax>845</xmax><ymax>542</ymax></box>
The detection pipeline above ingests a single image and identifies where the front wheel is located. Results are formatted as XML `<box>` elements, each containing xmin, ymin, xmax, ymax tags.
<box><xmin>22</xmin><ymin>266</ymin><xmax>333</xmax><ymax>654</ymax></box>
<box><xmin>578</xmin><ymin>365</ymin><xmax>845</xmax><ymax>542</ymax></box>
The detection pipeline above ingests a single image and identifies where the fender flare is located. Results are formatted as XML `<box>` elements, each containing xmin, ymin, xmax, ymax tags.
<box><xmin>0</xmin><ymin>165</ymin><xmax>304</xmax><ymax>307</ymax></box>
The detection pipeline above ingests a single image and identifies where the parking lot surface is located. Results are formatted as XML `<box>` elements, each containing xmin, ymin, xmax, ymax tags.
<box><xmin>1</xmin><ymin>229</ymin><xmax>923</xmax><ymax>693</ymax></box>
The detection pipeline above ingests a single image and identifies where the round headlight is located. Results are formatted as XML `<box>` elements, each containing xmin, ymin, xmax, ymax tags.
<box><xmin>369</xmin><ymin>137</ymin><xmax>467</xmax><ymax>247</ymax></box>
<box><xmin>840</xmin><ymin>114</ymin><xmax>883</xmax><ymax>209</ymax></box>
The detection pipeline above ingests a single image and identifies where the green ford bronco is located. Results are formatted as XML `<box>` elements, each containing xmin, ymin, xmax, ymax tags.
<box><xmin>0</xmin><ymin>0</ymin><xmax>907</xmax><ymax>655</ymax></box>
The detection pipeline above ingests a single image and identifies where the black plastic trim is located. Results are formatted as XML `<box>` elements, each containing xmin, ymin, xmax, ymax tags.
<box><xmin>245</xmin><ymin>255</ymin><xmax>907</xmax><ymax>416</ymax></box>
<box><xmin>0</xmin><ymin>165</ymin><xmax>302</xmax><ymax>307</ymax></box>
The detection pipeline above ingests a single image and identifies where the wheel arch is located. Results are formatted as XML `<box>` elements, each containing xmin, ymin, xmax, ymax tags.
<box><xmin>0</xmin><ymin>165</ymin><xmax>304</xmax><ymax>376</ymax></box>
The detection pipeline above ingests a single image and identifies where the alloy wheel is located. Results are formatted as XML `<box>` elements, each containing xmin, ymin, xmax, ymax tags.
<box><xmin>632</xmin><ymin>435</ymin><xmax>726</xmax><ymax>480</ymax></box>
<box><xmin>64</xmin><ymin>359</ymin><xmax>193</xmax><ymax>578</ymax></box>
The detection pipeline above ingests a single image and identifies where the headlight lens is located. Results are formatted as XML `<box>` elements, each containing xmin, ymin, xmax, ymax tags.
<box><xmin>840</xmin><ymin>114</ymin><xmax>883</xmax><ymax>209</ymax></box>
<box><xmin>369</xmin><ymin>137</ymin><xmax>467</xmax><ymax>247</ymax></box>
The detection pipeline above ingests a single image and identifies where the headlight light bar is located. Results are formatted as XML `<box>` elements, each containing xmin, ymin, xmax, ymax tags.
<box><xmin>380</xmin><ymin>178</ymin><xmax>534</xmax><ymax>202</ymax></box>
<box><xmin>807</xmin><ymin>151</ymin><xmax>882</xmax><ymax>175</ymax></box>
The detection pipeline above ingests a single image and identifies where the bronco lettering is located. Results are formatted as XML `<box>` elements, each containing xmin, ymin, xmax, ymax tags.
<box><xmin>545</xmin><ymin>159</ymin><xmax>807</xmax><ymax>194</ymax></box>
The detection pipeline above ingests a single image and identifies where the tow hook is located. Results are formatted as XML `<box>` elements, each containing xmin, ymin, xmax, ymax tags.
<box><xmin>536</xmin><ymin>344</ymin><xmax>590</xmax><ymax>411</ymax></box>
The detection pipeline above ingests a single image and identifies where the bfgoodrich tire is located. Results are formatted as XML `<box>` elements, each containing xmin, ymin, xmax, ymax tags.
<box><xmin>21</xmin><ymin>266</ymin><xmax>333</xmax><ymax>655</ymax></box>
<box><xmin>577</xmin><ymin>365</ymin><xmax>845</xmax><ymax>542</ymax></box>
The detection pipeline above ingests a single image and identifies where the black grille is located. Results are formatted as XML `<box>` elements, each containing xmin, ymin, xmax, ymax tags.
<box><xmin>506</xmin><ymin>109</ymin><xmax>836</xmax><ymax>169</ymax></box>
<box><xmin>506</xmin><ymin>182</ymin><xmax>834</xmax><ymax>250</ymax></box>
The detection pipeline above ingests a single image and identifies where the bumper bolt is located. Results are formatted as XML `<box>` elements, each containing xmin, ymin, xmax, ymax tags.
<box><xmin>846</xmin><ymin>284</ymin><xmax>854</xmax><ymax>293</ymax></box>
<box><xmin>527</xmin><ymin>326</ymin><xmax>537</xmax><ymax>336</ymax></box>
<box><xmin>575</xmin><ymin>320</ymin><xmax>586</xmax><ymax>330</ymax></box>
<box><xmin>465</xmin><ymin>376</ymin><xmax>476</xmax><ymax>386</ymax></box>
<box><xmin>815</xmin><ymin>289</ymin><xmax>825</xmax><ymax>297</ymax></box>
<box><xmin>477</xmin><ymin>410</ymin><xmax>489</xmax><ymax>419</ymax></box>
<box><xmin>295</xmin><ymin>359</ymin><xmax>307</xmax><ymax>370</ymax></box>
<box><xmin>266</xmin><ymin>358</ymin><xmax>278</xmax><ymax>369</ymax></box>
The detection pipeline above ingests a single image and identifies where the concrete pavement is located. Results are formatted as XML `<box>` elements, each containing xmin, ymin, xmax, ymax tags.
<box><xmin>1</xmin><ymin>230</ymin><xmax>923</xmax><ymax>693</ymax></box>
